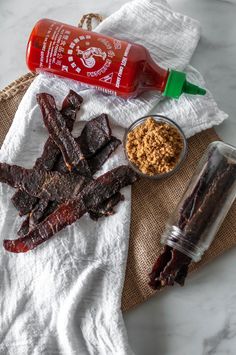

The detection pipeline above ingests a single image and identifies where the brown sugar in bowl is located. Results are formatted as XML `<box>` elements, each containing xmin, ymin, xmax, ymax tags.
<box><xmin>124</xmin><ymin>115</ymin><xmax>187</xmax><ymax>179</ymax></box>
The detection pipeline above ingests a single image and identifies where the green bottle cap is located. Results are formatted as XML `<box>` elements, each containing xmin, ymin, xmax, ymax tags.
<box><xmin>163</xmin><ymin>69</ymin><xmax>206</xmax><ymax>99</ymax></box>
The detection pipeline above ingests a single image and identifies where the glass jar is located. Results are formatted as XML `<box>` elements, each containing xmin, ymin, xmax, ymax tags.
<box><xmin>124</xmin><ymin>115</ymin><xmax>187</xmax><ymax>179</ymax></box>
<box><xmin>161</xmin><ymin>141</ymin><xmax>236</xmax><ymax>262</ymax></box>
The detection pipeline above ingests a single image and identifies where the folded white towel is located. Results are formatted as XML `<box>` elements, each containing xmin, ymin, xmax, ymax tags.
<box><xmin>0</xmin><ymin>1</ymin><xmax>227</xmax><ymax>354</ymax></box>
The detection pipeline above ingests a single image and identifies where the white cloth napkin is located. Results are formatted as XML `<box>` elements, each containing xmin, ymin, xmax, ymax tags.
<box><xmin>0</xmin><ymin>0</ymin><xmax>227</xmax><ymax>354</ymax></box>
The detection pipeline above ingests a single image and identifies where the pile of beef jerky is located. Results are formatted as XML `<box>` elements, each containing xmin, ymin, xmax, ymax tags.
<box><xmin>0</xmin><ymin>90</ymin><xmax>137</xmax><ymax>253</ymax></box>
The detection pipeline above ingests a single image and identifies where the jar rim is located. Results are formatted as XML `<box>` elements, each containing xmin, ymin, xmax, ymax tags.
<box><xmin>162</xmin><ymin>225</ymin><xmax>202</xmax><ymax>262</ymax></box>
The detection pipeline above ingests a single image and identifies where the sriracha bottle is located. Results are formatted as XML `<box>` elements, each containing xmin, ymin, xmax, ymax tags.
<box><xmin>26</xmin><ymin>19</ymin><xmax>206</xmax><ymax>99</ymax></box>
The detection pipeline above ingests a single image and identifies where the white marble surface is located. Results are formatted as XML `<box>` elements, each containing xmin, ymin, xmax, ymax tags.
<box><xmin>1</xmin><ymin>0</ymin><xmax>236</xmax><ymax>354</ymax></box>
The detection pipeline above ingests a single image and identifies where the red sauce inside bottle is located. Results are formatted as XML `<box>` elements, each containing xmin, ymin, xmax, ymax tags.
<box><xmin>26</xmin><ymin>19</ymin><xmax>169</xmax><ymax>98</ymax></box>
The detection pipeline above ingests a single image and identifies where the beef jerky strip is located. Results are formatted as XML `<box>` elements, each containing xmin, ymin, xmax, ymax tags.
<box><xmin>14</xmin><ymin>138</ymin><xmax>69</xmax><ymax>216</ymax></box>
<box><xmin>36</xmin><ymin>93</ymin><xmax>90</xmax><ymax>175</ymax></box>
<box><xmin>79</xmin><ymin>113</ymin><xmax>111</xmax><ymax>157</ymax></box>
<box><xmin>17</xmin><ymin>191</ymin><xmax>121</xmax><ymax>238</ymax></box>
<box><xmin>148</xmin><ymin>246</ymin><xmax>173</xmax><ymax>290</ymax></box>
<box><xmin>149</xmin><ymin>246</ymin><xmax>191</xmax><ymax>288</ymax></box>
<box><xmin>4</xmin><ymin>166</ymin><xmax>138</xmax><ymax>253</ymax></box>
<box><xmin>25</xmin><ymin>200</ymin><xmax>60</xmax><ymax>236</ymax></box>
<box><xmin>178</xmin><ymin>144</ymin><xmax>227</xmax><ymax>230</ymax></box>
<box><xmin>28</xmin><ymin>192</ymin><xmax>124</xmax><ymax>236</ymax></box>
<box><xmin>29</xmin><ymin>198</ymin><xmax>51</xmax><ymax>226</ymax></box>
<box><xmin>24</xmin><ymin>191</ymin><xmax>124</xmax><ymax>237</ymax></box>
<box><xmin>28</xmin><ymin>190</ymin><xmax>123</xmax><ymax>235</ymax></box>
<box><xmin>17</xmin><ymin>200</ymin><xmax>50</xmax><ymax>237</ymax></box>
<box><xmin>39</xmin><ymin>200</ymin><xmax>59</xmax><ymax>219</ymax></box>
<box><xmin>88</xmin><ymin>137</ymin><xmax>121</xmax><ymax>174</ymax></box>
<box><xmin>89</xmin><ymin>192</ymin><xmax>124</xmax><ymax>221</ymax></box>
<box><xmin>12</xmin><ymin>191</ymin><xmax>38</xmax><ymax>217</ymax></box>
<box><xmin>12</xmin><ymin>90</ymin><xmax>83</xmax><ymax>215</ymax></box>
<box><xmin>0</xmin><ymin>163</ymin><xmax>89</xmax><ymax>202</ymax></box>
<box><xmin>17</xmin><ymin>216</ymin><xmax>31</xmax><ymax>237</ymax></box>
<box><xmin>52</xmin><ymin>113</ymin><xmax>112</xmax><ymax>173</ymax></box>
<box><xmin>53</xmin><ymin>113</ymin><xmax>113</xmax><ymax>173</ymax></box>
<box><xmin>181</xmin><ymin>163</ymin><xmax>236</xmax><ymax>247</ymax></box>
<box><xmin>160</xmin><ymin>251</ymin><xmax>191</xmax><ymax>287</ymax></box>
<box><xmin>55</xmin><ymin>136</ymin><xmax>121</xmax><ymax>174</ymax></box>
<box><xmin>149</xmin><ymin>147</ymin><xmax>236</xmax><ymax>289</ymax></box>
<box><xmin>34</xmin><ymin>90</ymin><xmax>83</xmax><ymax>171</ymax></box>
<box><xmin>149</xmin><ymin>247</ymin><xmax>191</xmax><ymax>289</ymax></box>
<box><xmin>61</xmin><ymin>89</ymin><xmax>83</xmax><ymax>123</ymax></box>
<box><xmin>25</xmin><ymin>194</ymin><xmax>62</xmax><ymax>232</ymax></box>
<box><xmin>17</xmin><ymin>201</ymin><xmax>56</xmax><ymax>237</ymax></box>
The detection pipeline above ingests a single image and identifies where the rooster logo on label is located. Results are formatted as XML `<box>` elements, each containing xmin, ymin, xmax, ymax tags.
<box><xmin>76</xmin><ymin>46</ymin><xmax>107</xmax><ymax>68</ymax></box>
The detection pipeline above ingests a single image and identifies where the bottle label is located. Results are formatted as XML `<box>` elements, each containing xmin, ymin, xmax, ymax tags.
<box><xmin>40</xmin><ymin>21</ymin><xmax>131</xmax><ymax>90</ymax></box>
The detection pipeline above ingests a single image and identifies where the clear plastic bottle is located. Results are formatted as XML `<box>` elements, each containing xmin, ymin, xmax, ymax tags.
<box><xmin>161</xmin><ymin>141</ymin><xmax>236</xmax><ymax>262</ymax></box>
<box><xmin>26</xmin><ymin>19</ymin><xmax>206</xmax><ymax>99</ymax></box>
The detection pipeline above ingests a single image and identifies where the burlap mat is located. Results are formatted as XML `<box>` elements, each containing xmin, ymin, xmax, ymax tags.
<box><xmin>1</xmin><ymin>73</ymin><xmax>236</xmax><ymax>313</ymax></box>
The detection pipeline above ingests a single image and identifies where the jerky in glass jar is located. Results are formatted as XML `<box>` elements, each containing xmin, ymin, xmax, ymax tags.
<box><xmin>149</xmin><ymin>141</ymin><xmax>236</xmax><ymax>289</ymax></box>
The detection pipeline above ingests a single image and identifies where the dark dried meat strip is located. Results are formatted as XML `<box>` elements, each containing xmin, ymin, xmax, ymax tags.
<box><xmin>79</xmin><ymin>114</ymin><xmax>111</xmax><ymax>157</ymax></box>
<box><xmin>4</xmin><ymin>166</ymin><xmax>138</xmax><ymax>253</ymax></box>
<box><xmin>28</xmin><ymin>191</ymin><xmax>124</xmax><ymax>231</ymax></box>
<box><xmin>0</xmin><ymin>164</ymin><xmax>25</xmax><ymax>187</ymax></box>
<box><xmin>17</xmin><ymin>215</ymin><xmax>30</xmax><ymax>237</ymax></box>
<box><xmin>61</xmin><ymin>89</ymin><xmax>83</xmax><ymax>124</ymax></box>
<box><xmin>34</xmin><ymin>90</ymin><xmax>83</xmax><ymax>171</ymax></box>
<box><xmin>30</xmin><ymin>190</ymin><xmax>124</xmax><ymax>231</ymax></box>
<box><xmin>31</xmin><ymin>192</ymin><xmax>124</xmax><ymax>227</ymax></box>
<box><xmin>12</xmin><ymin>190</ymin><xmax>38</xmax><ymax>217</ymax></box>
<box><xmin>174</xmin><ymin>263</ymin><xmax>190</xmax><ymax>286</ymax></box>
<box><xmin>40</xmin><ymin>200</ymin><xmax>59</xmax><ymax>219</ymax></box>
<box><xmin>149</xmin><ymin>246</ymin><xmax>172</xmax><ymax>290</ymax></box>
<box><xmin>28</xmin><ymin>200</ymin><xmax>59</xmax><ymax>233</ymax></box>
<box><xmin>18</xmin><ymin>200</ymin><xmax>61</xmax><ymax>237</ymax></box>
<box><xmin>149</xmin><ymin>150</ymin><xmax>223</xmax><ymax>289</ymax></box>
<box><xmin>31</xmin><ymin>135</ymin><xmax>120</xmax><ymax>224</ymax></box>
<box><xmin>53</xmin><ymin>114</ymin><xmax>113</xmax><ymax>173</ymax></box>
<box><xmin>29</xmin><ymin>198</ymin><xmax>51</xmax><ymax>226</ymax></box>
<box><xmin>29</xmin><ymin>189</ymin><xmax>124</xmax><ymax>229</ymax></box>
<box><xmin>160</xmin><ymin>249</ymin><xmax>191</xmax><ymax>287</ymax></box>
<box><xmin>34</xmin><ymin>137</ymin><xmax>61</xmax><ymax>172</ymax></box>
<box><xmin>182</xmin><ymin>162</ymin><xmax>236</xmax><ymax>247</ymax></box>
<box><xmin>17</xmin><ymin>200</ymin><xmax>49</xmax><ymax>237</ymax></box>
<box><xmin>36</xmin><ymin>93</ymin><xmax>90</xmax><ymax>175</ymax></box>
<box><xmin>0</xmin><ymin>163</ymin><xmax>89</xmax><ymax>202</ymax></box>
<box><xmin>55</xmin><ymin>136</ymin><xmax>121</xmax><ymax>174</ymax></box>
<box><xmin>178</xmin><ymin>145</ymin><xmax>227</xmax><ymax>230</ymax></box>
<box><xmin>35</xmin><ymin>90</ymin><xmax>83</xmax><ymax>171</ymax></box>
<box><xmin>89</xmin><ymin>192</ymin><xmax>124</xmax><ymax>221</ymax></box>
<box><xmin>88</xmin><ymin>137</ymin><xmax>121</xmax><ymax>174</ymax></box>
<box><xmin>12</xmin><ymin>90</ymin><xmax>83</xmax><ymax>215</ymax></box>
<box><xmin>149</xmin><ymin>246</ymin><xmax>191</xmax><ymax>289</ymax></box>
<box><xmin>176</xmin><ymin>147</ymin><xmax>234</xmax><ymax>255</ymax></box>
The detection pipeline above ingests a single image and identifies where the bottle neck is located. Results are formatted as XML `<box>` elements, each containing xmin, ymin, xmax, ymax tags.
<box><xmin>161</xmin><ymin>225</ymin><xmax>203</xmax><ymax>262</ymax></box>
<box><xmin>140</xmin><ymin>53</ymin><xmax>169</xmax><ymax>93</ymax></box>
